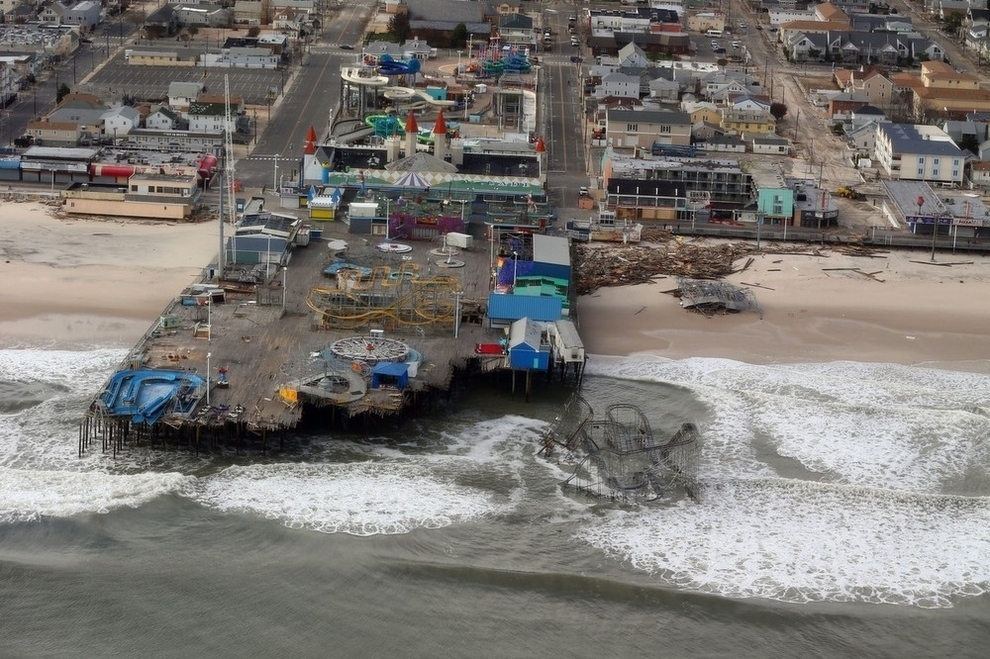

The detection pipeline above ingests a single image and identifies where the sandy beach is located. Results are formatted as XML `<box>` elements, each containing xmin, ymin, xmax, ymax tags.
<box><xmin>0</xmin><ymin>201</ymin><xmax>218</xmax><ymax>347</ymax></box>
<box><xmin>580</xmin><ymin>238</ymin><xmax>990</xmax><ymax>368</ymax></box>
<box><xmin>2</xmin><ymin>200</ymin><xmax>989</xmax><ymax>366</ymax></box>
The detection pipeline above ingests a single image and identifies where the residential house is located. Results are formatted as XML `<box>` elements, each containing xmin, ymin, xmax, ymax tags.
<box><xmin>874</xmin><ymin>123</ymin><xmax>965</xmax><ymax>185</ymax></box>
<box><xmin>45</xmin><ymin>93</ymin><xmax>108</xmax><ymax>143</ymax></box>
<box><xmin>198</xmin><ymin>94</ymin><xmax>245</xmax><ymax>115</ymax></box>
<box><xmin>186</xmin><ymin>101</ymin><xmax>230</xmax><ymax>132</ymax></box>
<box><xmin>146</xmin><ymin>106</ymin><xmax>180</xmax><ymax>131</ymax></box>
<box><xmin>751</xmin><ymin>135</ymin><xmax>790</xmax><ymax>154</ymax></box>
<box><xmin>691</xmin><ymin>121</ymin><xmax>724</xmax><ymax>141</ymax></box>
<box><xmin>56</xmin><ymin>1</ymin><xmax>102</xmax><ymax>32</ymax></box>
<box><xmin>25</xmin><ymin>120</ymin><xmax>80</xmax><ymax>146</ymax></box>
<box><xmin>701</xmin><ymin>71</ymin><xmax>757</xmax><ymax>103</ymax></box>
<box><xmin>492</xmin><ymin>1</ymin><xmax>523</xmax><ymax>16</ymax></box>
<box><xmin>144</xmin><ymin>4</ymin><xmax>180</xmax><ymax>38</ymax></box>
<box><xmin>827</xmin><ymin>91</ymin><xmax>869</xmax><ymax>119</ymax></box>
<box><xmin>173</xmin><ymin>4</ymin><xmax>231</xmax><ymax>28</ymax></box>
<box><xmin>721</xmin><ymin>108</ymin><xmax>775</xmax><ymax>136</ymax></box>
<box><xmin>971</xmin><ymin>160</ymin><xmax>990</xmax><ymax>189</ymax></box>
<box><xmin>910</xmin><ymin>61</ymin><xmax>990</xmax><ymax>119</ymax></box>
<box><xmin>964</xmin><ymin>7</ymin><xmax>990</xmax><ymax>62</ymax></box>
<box><xmin>647</xmin><ymin>75</ymin><xmax>679</xmax><ymax>102</ymax></box>
<box><xmin>683</xmin><ymin>100</ymin><xmax>721</xmax><ymax>126</ymax></box>
<box><xmin>0</xmin><ymin>60</ymin><xmax>16</xmax><ymax>106</ymax></box>
<box><xmin>38</xmin><ymin>1</ymin><xmax>69</xmax><ymax>24</ymax></box>
<box><xmin>598</xmin><ymin>71</ymin><xmax>641</xmax><ymax>100</ymax></box>
<box><xmin>497</xmin><ymin>13</ymin><xmax>533</xmax><ymax>51</ymax></box>
<box><xmin>272</xmin><ymin>6</ymin><xmax>307</xmax><ymax>33</ymax></box>
<box><xmin>698</xmin><ymin>134</ymin><xmax>746</xmax><ymax>153</ymax></box>
<box><xmin>847</xmin><ymin>119</ymin><xmax>884</xmax><ymax>152</ymax></box>
<box><xmin>849</xmin><ymin>69</ymin><xmax>895</xmax><ymax>108</ymax></box>
<box><xmin>940</xmin><ymin>119</ymin><xmax>979</xmax><ymax>147</ymax></box>
<box><xmin>102</xmin><ymin>105</ymin><xmax>141</xmax><ymax>141</ymax></box>
<box><xmin>168</xmin><ymin>81</ymin><xmax>203</xmax><ymax>110</ymax></box>
<box><xmin>617</xmin><ymin>42</ymin><xmax>650</xmax><ymax>69</ymax></box>
<box><xmin>726</xmin><ymin>93</ymin><xmax>771</xmax><ymax>112</ymax></box>
<box><xmin>605</xmin><ymin>109</ymin><xmax>692</xmax><ymax>151</ymax></box>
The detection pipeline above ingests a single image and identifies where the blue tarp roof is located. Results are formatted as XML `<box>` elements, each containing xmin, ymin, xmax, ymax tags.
<box><xmin>372</xmin><ymin>362</ymin><xmax>409</xmax><ymax>376</ymax></box>
<box><xmin>487</xmin><ymin>293</ymin><xmax>562</xmax><ymax>322</ymax></box>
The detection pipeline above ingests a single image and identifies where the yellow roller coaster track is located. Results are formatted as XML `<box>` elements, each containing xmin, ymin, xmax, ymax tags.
<box><xmin>306</xmin><ymin>264</ymin><xmax>464</xmax><ymax>329</ymax></box>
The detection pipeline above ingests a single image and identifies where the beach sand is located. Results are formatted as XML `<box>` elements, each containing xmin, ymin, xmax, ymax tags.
<box><xmin>579</xmin><ymin>238</ymin><xmax>990</xmax><ymax>368</ymax></box>
<box><xmin>2</xmin><ymin>201</ymin><xmax>988</xmax><ymax>368</ymax></box>
<box><xmin>0</xmin><ymin>201</ymin><xmax>218</xmax><ymax>347</ymax></box>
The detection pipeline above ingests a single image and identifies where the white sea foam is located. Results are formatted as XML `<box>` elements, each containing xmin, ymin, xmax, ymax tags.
<box><xmin>187</xmin><ymin>461</ymin><xmax>509</xmax><ymax>536</ymax></box>
<box><xmin>185</xmin><ymin>416</ymin><xmax>550</xmax><ymax>535</ymax></box>
<box><xmin>579</xmin><ymin>479</ymin><xmax>990</xmax><ymax>608</ymax></box>
<box><xmin>0</xmin><ymin>466</ymin><xmax>191</xmax><ymax>523</ymax></box>
<box><xmin>0</xmin><ymin>348</ymin><xmax>126</xmax><ymax>396</ymax></box>
<box><xmin>587</xmin><ymin>357</ymin><xmax>990</xmax><ymax>492</ymax></box>
<box><xmin>576</xmin><ymin>357</ymin><xmax>990</xmax><ymax>607</ymax></box>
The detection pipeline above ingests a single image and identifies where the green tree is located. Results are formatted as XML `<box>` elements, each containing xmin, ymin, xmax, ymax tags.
<box><xmin>959</xmin><ymin>133</ymin><xmax>979</xmax><ymax>155</ymax></box>
<box><xmin>388</xmin><ymin>12</ymin><xmax>410</xmax><ymax>42</ymax></box>
<box><xmin>56</xmin><ymin>83</ymin><xmax>70</xmax><ymax>104</ymax></box>
<box><xmin>941</xmin><ymin>13</ymin><xmax>963</xmax><ymax>36</ymax></box>
<box><xmin>450</xmin><ymin>23</ymin><xmax>467</xmax><ymax>48</ymax></box>
<box><xmin>770</xmin><ymin>102</ymin><xmax>788</xmax><ymax>121</ymax></box>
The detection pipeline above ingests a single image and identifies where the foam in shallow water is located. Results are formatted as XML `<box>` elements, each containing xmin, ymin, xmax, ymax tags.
<box><xmin>577</xmin><ymin>357</ymin><xmax>990</xmax><ymax>607</ymax></box>
<box><xmin>187</xmin><ymin>462</ymin><xmax>511</xmax><ymax>536</ymax></box>
<box><xmin>579</xmin><ymin>479</ymin><xmax>990</xmax><ymax>608</ymax></box>
<box><xmin>0</xmin><ymin>466</ymin><xmax>191</xmax><ymax>523</ymax></box>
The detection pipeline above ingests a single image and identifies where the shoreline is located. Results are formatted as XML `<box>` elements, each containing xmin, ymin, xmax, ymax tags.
<box><xmin>3</xmin><ymin>202</ymin><xmax>990</xmax><ymax>372</ymax></box>
<box><xmin>578</xmin><ymin>240</ymin><xmax>990</xmax><ymax>369</ymax></box>
<box><xmin>0</xmin><ymin>202</ymin><xmax>218</xmax><ymax>348</ymax></box>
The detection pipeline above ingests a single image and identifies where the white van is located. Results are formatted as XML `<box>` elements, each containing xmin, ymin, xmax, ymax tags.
<box><xmin>706</xmin><ymin>29</ymin><xmax>723</xmax><ymax>37</ymax></box>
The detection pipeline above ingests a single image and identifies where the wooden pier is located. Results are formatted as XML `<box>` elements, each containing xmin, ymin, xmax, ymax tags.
<box><xmin>79</xmin><ymin>220</ymin><xmax>508</xmax><ymax>454</ymax></box>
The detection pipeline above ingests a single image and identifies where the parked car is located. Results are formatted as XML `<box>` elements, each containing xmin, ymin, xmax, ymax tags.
<box><xmin>338</xmin><ymin>44</ymin><xmax>354</xmax><ymax>50</ymax></box>
<box><xmin>579</xmin><ymin>186</ymin><xmax>589</xmax><ymax>197</ymax></box>
<box><xmin>570</xmin><ymin>55</ymin><xmax>584</xmax><ymax>63</ymax></box>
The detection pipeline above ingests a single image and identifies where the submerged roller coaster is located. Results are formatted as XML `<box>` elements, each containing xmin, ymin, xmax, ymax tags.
<box><xmin>307</xmin><ymin>261</ymin><xmax>464</xmax><ymax>330</ymax></box>
<box><xmin>540</xmin><ymin>393</ymin><xmax>700</xmax><ymax>501</ymax></box>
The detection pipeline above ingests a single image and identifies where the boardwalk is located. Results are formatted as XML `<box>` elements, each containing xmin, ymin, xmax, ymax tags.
<box><xmin>92</xmin><ymin>218</ymin><xmax>502</xmax><ymax>446</ymax></box>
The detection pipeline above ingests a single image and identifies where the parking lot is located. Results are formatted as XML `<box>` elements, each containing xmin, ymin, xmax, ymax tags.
<box><xmin>80</xmin><ymin>47</ymin><xmax>287</xmax><ymax>106</ymax></box>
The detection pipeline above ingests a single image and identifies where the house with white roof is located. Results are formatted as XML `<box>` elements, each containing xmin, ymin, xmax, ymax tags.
<box><xmin>102</xmin><ymin>105</ymin><xmax>141</xmax><ymax>140</ymax></box>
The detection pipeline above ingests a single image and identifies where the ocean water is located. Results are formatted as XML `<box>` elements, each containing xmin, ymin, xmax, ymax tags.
<box><xmin>2</xmin><ymin>346</ymin><xmax>989</xmax><ymax>657</ymax></box>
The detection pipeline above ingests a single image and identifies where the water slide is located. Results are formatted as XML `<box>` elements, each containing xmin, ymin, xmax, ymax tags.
<box><xmin>377</xmin><ymin>54</ymin><xmax>422</xmax><ymax>76</ymax></box>
<box><xmin>364</xmin><ymin>114</ymin><xmax>436</xmax><ymax>144</ymax></box>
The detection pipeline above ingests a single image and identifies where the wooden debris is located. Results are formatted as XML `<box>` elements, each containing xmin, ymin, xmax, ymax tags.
<box><xmin>909</xmin><ymin>260</ymin><xmax>974</xmax><ymax>267</ymax></box>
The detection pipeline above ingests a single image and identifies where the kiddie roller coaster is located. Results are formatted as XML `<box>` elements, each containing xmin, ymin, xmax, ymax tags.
<box><xmin>306</xmin><ymin>261</ymin><xmax>465</xmax><ymax>330</ymax></box>
<box><xmin>540</xmin><ymin>393</ymin><xmax>701</xmax><ymax>501</ymax></box>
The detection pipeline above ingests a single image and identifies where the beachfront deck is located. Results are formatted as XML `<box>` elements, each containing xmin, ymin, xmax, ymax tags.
<box><xmin>82</xmin><ymin>220</ymin><xmax>503</xmax><ymax>451</ymax></box>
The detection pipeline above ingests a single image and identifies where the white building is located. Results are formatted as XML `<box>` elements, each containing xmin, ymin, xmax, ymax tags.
<box><xmin>874</xmin><ymin>123</ymin><xmax>965</xmax><ymax>186</ymax></box>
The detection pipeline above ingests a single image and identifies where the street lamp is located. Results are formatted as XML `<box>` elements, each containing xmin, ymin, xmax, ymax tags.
<box><xmin>282</xmin><ymin>266</ymin><xmax>288</xmax><ymax>314</ymax></box>
<box><xmin>512</xmin><ymin>250</ymin><xmax>518</xmax><ymax>290</ymax></box>
<box><xmin>206</xmin><ymin>351</ymin><xmax>212</xmax><ymax>406</ymax></box>
<box><xmin>273</xmin><ymin>155</ymin><xmax>279</xmax><ymax>192</ymax></box>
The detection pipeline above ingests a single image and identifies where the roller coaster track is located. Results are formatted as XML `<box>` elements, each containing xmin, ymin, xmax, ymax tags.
<box><xmin>306</xmin><ymin>263</ymin><xmax>463</xmax><ymax>329</ymax></box>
